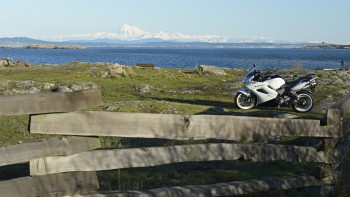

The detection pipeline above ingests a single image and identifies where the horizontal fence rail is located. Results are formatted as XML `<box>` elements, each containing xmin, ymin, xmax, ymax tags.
<box><xmin>67</xmin><ymin>175</ymin><xmax>318</xmax><ymax>197</ymax></box>
<box><xmin>0</xmin><ymin>89</ymin><xmax>101</xmax><ymax>115</ymax></box>
<box><xmin>0</xmin><ymin>90</ymin><xmax>346</xmax><ymax>196</ymax></box>
<box><xmin>0</xmin><ymin>172</ymin><xmax>99</xmax><ymax>197</ymax></box>
<box><xmin>30</xmin><ymin>143</ymin><xmax>338</xmax><ymax>176</ymax></box>
<box><xmin>30</xmin><ymin>111</ymin><xmax>341</xmax><ymax>140</ymax></box>
<box><xmin>0</xmin><ymin>137</ymin><xmax>101</xmax><ymax>166</ymax></box>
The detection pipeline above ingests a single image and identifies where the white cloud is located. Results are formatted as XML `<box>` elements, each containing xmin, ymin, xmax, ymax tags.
<box><xmin>232</xmin><ymin>36</ymin><xmax>299</xmax><ymax>43</ymax></box>
<box><xmin>53</xmin><ymin>24</ymin><xmax>228</xmax><ymax>42</ymax></box>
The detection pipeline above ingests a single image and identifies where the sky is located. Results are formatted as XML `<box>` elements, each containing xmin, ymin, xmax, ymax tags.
<box><xmin>1</xmin><ymin>0</ymin><xmax>349</xmax><ymax>43</ymax></box>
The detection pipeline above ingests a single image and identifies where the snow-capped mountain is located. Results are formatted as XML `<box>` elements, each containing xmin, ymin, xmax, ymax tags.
<box><xmin>119</xmin><ymin>24</ymin><xmax>151</xmax><ymax>39</ymax></box>
<box><xmin>54</xmin><ymin>24</ymin><xmax>227</xmax><ymax>43</ymax></box>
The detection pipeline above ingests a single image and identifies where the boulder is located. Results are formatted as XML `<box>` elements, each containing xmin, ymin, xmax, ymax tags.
<box><xmin>15</xmin><ymin>80</ymin><xmax>35</xmax><ymax>89</ymax></box>
<box><xmin>43</xmin><ymin>83</ymin><xmax>55</xmax><ymax>90</ymax></box>
<box><xmin>108</xmin><ymin>64</ymin><xmax>133</xmax><ymax>77</ymax></box>
<box><xmin>69</xmin><ymin>83</ymin><xmax>99</xmax><ymax>91</ymax></box>
<box><xmin>133</xmin><ymin>84</ymin><xmax>154</xmax><ymax>94</ymax></box>
<box><xmin>195</xmin><ymin>65</ymin><xmax>226</xmax><ymax>76</ymax></box>
<box><xmin>4</xmin><ymin>87</ymin><xmax>40</xmax><ymax>95</ymax></box>
<box><xmin>16</xmin><ymin>61</ymin><xmax>35</xmax><ymax>67</ymax></box>
<box><xmin>0</xmin><ymin>58</ymin><xmax>15</xmax><ymax>67</ymax></box>
<box><xmin>70</xmin><ymin>84</ymin><xmax>89</xmax><ymax>91</ymax></box>
<box><xmin>0</xmin><ymin>58</ymin><xmax>35</xmax><ymax>67</ymax></box>
<box><xmin>109</xmin><ymin>64</ymin><xmax>127</xmax><ymax>76</ymax></box>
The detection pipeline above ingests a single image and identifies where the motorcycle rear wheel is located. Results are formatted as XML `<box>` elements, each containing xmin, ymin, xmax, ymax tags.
<box><xmin>292</xmin><ymin>92</ymin><xmax>314</xmax><ymax>113</ymax></box>
<box><xmin>235</xmin><ymin>92</ymin><xmax>256</xmax><ymax>110</ymax></box>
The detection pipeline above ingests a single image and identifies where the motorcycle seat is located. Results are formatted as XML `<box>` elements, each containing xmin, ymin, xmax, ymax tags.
<box><xmin>280</xmin><ymin>74</ymin><xmax>315</xmax><ymax>89</ymax></box>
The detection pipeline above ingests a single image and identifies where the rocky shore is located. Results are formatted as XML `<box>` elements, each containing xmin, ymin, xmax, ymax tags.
<box><xmin>0</xmin><ymin>58</ymin><xmax>34</xmax><ymax>67</ymax></box>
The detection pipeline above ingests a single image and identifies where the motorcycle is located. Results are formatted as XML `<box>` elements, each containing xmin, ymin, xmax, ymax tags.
<box><xmin>235</xmin><ymin>64</ymin><xmax>317</xmax><ymax>113</ymax></box>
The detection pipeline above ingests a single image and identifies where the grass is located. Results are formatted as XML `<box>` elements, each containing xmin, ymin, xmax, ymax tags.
<box><xmin>97</xmin><ymin>161</ymin><xmax>317</xmax><ymax>192</ymax></box>
<box><xmin>0</xmin><ymin>115</ymin><xmax>46</xmax><ymax>146</ymax></box>
<box><xmin>0</xmin><ymin>62</ymin><xmax>348</xmax><ymax>196</ymax></box>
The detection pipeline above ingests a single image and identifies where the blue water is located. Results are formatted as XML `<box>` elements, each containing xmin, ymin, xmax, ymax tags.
<box><xmin>0</xmin><ymin>48</ymin><xmax>349</xmax><ymax>69</ymax></box>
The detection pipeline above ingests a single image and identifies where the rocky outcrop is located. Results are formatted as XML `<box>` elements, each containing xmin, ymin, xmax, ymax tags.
<box><xmin>108</xmin><ymin>63</ymin><xmax>134</xmax><ymax>77</ymax></box>
<box><xmin>53</xmin><ymin>83</ymin><xmax>99</xmax><ymax>93</ymax></box>
<box><xmin>0</xmin><ymin>58</ymin><xmax>34</xmax><ymax>67</ymax></box>
<box><xmin>195</xmin><ymin>65</ymin><xmax>226</xmax><ymax>76</ymax></box>
<box><xmin>133</xmin><ymin>84</ymin><xmax>154</xmax><ymax>94</ymax></box>
<box><xmin>43</xmin><ymin>83</ymin><xmax>55</xmax><ymax>90</ymax></box>
<box><xmin>0</xmin><ymin>58</ymin><xmax>15</xmax><ymax>67</ymax></box>
<box><xmin>0</xmin><ymin>80</ymin><xmax>98</xmax><ymax>95</ymax></box>
<box><xmin>90</xmin><ymin>63</ymin><xmax>134</xmax><ymax>78</ymax></box>
<box><xmin>54</xmin><ymin>86</ymin><xmax>73</xmax><ymax>93</ymax></box>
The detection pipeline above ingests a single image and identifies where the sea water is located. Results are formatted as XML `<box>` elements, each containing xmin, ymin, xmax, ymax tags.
<box><xmin>0</xmin><ymin>48</ymin><xmax>349</xmax><ymax>70</ymax></box>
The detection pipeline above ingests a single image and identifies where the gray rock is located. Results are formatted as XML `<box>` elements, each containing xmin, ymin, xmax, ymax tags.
<box><xmin>16</xmin><ymin>61</ymin><xmax>34</xmax><ymax>67</ymax></box>
<box><xmin>89</xmin><ymin>83</ymin><xmax>99</xmax><ymax>89</ymax></box>
<box><xmin>100</xmin><ymin>71</ymin><xmax>109</xmax><ymax>78</ymax></box>
<box><xmin>109</xmin><ymin>63</ymin><xmax>130</xmax><ymax>76</ymax></box>
<box><xmin>133</xmin><ymin>84</ymin><xmax>154</xmax><ymax>94</ymax></box>
<box><xmin>221</xmin><ymin>92</ymin><xmax>234</xmax><ymax>96</ymax></box>
<box><xmin>104</xmin><ymin>106</ymin><xmax>117</xmax><ymax>111</ymax></box>
<box><xmin>163</xmin><ymin>90</ymin><xmax>177</xmax><ymax>94</ymax></box>
<box><xmin>274</xmin><ymin>113</ymin><xmax>298</xmax><ymax>119</ymax></box>
<box><xmin>0</xmin><ymin>58</ymin><xmax>15</xmax><ymax>67</ymax></box>
<box><xmin>70</xmin><ymin>83</ymin><xmax>99</xmax><ymax>91</ymax></box>
<box><xmin>70</xmin><ymin>84</ymin><xmax>86</xmax><ymax>91</ymax></box>
<box><xmin>96</xmin><ymin>64</ymin><xmax>133</xmax><ymax>78</ymax></box>
<box><xmin>180</xmin><ymin>89</ymin><xmax>203</xmax><ymax>94</ymax></box>
<box><xmin>4</xmin><ymin>87</ymin><xmax>40</xmax><ymax>95</ymax></box>
<box><xmin>15</xmin><ymin>81</ymin><xmax>35</xmax><ymax>89</ymax></box>
<box><xmin>55</xmin><ymin>86</ymin><xmax>73</xmax><ymax>93</ymax></box>
<box><xmin>28</xmin><ymin>87</ymin><xmax>41</xmax><ymax>94</ymax></box>
<box><xmin>138</xmin><ymin>103</ymin><xmax>149</xmax><ymax>109</ymax></box>
<box><xmin>104</xmin><ymin>100</ymin><xmax>136</xmax><ymax>105</ymax></box>
<box><xmin>43</xmin><ymin>83</ymin><xmax>55</xmax><ymax>90</ymax></box>
<box><xmin>196</xmin><ymin>65</ymin><xmax>226</xmax><ymax>76</ymax></box>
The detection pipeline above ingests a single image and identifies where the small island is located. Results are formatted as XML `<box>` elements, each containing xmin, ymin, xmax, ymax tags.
<box><xmin>304</xmin><ymin>43</ymin><xmax>350</xmax><ymax>49</ymax></box>
<box><xmin>0</xmin><ymin>44</ymin><xmax>87</xmax><ymax>49</ymax></box>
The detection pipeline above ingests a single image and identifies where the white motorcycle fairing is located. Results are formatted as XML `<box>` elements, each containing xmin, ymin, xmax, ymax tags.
<box><xmin>238</xmin><ymin>77</ymin><xmax>285</xmax><ymax>104</ymax></box>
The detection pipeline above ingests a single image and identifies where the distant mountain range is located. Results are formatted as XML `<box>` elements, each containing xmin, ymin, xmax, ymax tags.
<box><xmin>0</xmin><ymin>37</ymin><xmax>317</xmax><ymax>49</ymax></box>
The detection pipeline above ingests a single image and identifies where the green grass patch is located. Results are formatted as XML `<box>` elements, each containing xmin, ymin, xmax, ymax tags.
<box><xmin>97</xmin><ymin>161</ymin><xmax>317</xmax><ymax>192</ymax></box>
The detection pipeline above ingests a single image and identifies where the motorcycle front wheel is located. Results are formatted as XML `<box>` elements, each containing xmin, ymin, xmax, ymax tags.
<box><xmin>235</xmin><ymin>92</ymin><xmax>256</xmax><ymax>110</ymax></box>
<box><xmin>292</xmin><ymin>92</ymin><xmax>314</xmax><ymax>113</ymax></box>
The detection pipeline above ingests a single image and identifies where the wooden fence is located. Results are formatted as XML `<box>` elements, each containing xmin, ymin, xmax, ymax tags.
<box><xmin>0</xmin><ymin>89</ymin><xmax>349</xmax><ymax>197</ymax></box>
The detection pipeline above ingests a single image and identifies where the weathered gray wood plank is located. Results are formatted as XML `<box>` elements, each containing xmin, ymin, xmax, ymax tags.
<box><xmin>30</xmin><ymin>143</ymin><xmax>331</xmax><ymax>176</ymax></box>
<box><xmin>0</xmin><ymin>89</ymin><xmax>101</xmax><ymax>115</ymax></box>
<box><xmin>0</xmin><ymin>171</ymin><xmax>99</xmax><ymax>197</ymax></box>
<box><xmin>0</xmin><ymin>136</ymin><xmax>101</xmax><ymax>166</ymax></box>
<box><xmin>30</xmin><ymin>111</ymin><xmax>341</xmax><ymax>140</ymax></box>
<box><xmin>66</xmin><ymin>175</ymin><xmax>318</xmax><ymax>197</ymax></box>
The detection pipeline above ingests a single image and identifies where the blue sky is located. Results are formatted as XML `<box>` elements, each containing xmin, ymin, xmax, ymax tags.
<box><xmin>1</xmin><ymin>0</ymin><xmax>349</xmax><ymax>43</ymax></box>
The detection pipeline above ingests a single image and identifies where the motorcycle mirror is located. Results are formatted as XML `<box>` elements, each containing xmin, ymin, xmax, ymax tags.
<box><xmin>253</xmin><ymin>64</ymin><xmax>256</xmax><ymax>67</ymax></box>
